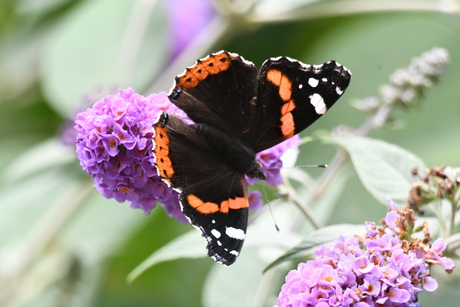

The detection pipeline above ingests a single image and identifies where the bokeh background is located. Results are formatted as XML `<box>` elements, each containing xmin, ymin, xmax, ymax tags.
<box><xmin>1</xmin><ymin>0</ymin><xmax>459</xmax><ymax>306</ymax></box>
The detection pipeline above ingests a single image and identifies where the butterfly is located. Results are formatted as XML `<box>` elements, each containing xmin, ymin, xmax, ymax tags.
<box><xmin>153</xmin><ymin>51</ymin><xmax>351</xmax><ymax>265</ymax></box>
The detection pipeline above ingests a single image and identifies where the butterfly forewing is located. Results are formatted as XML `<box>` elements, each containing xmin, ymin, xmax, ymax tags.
<box><xmin>153</xmin><ymin>112</ymin><xmax>250</xmax><ymax>266</ymax></box>
<box><xmin>168</xmin><ymin>51</ymin><xmax>259</xmax><ymax>139</ymax></box>
<box><xmin>252</xmin><ymin>58</ymin><xmax>351</xmax><ymax>152</ymax></box>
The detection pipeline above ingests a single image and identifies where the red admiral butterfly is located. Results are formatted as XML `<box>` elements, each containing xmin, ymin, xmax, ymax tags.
<box><xmin>153</xmin><ymin>51</ymin><xmax>351</xmax><ymax>265</ymax></box>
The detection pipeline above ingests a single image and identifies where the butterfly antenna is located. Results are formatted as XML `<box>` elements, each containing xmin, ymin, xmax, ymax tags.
<box><xmin>259</xmin><ymin>164</ymin><xmax>328</xmax><ymax>231</ymax></box>
<box><xmin>263</xmin><ymin>164</ymin><xmax>328</xmax><ymax>170</ymax></box>
<box><xmin>261</xmin><ymin>185</ymin><xmax>280</xmax><ymax>232</ymax></box>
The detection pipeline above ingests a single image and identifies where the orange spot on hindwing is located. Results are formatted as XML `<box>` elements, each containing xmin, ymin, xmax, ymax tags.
<box><xmin>187</xmin><ymin>195</ymin><xmax>248</xmax><ymax>214</ymax></box>
<box><xmin>153</xmin><ymin>124</ymin><xmax>174</xmax><ymax>185</ymax></box>
<box><xmin>267</xmin><ymin>69</ymin><xmax>297</xmax><ymax>137</ymax></box>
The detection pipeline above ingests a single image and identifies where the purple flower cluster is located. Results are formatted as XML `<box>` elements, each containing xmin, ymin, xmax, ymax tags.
<box><xmin>75</xmin><ymin>88</ymin><xmax>187</xmax><ymax>221</ymax></box>
<box><xmin>248</xmin><ymin>136</ymin><xmax>301</xmax><ymax>187</ymax></box>
<box><xmin>75</xmin><ymin>88</ymin><xmax>300</xmax><ymax>221</ymax></box>
<box><xmin>275</xmin><ymin>203</ymin><xmax>455</xmax><ymax>307</ymax></box>
<box><xmin>247</xmin><ymin>135</ymin><xmax>301</xmax><ymax>209</ymax></box>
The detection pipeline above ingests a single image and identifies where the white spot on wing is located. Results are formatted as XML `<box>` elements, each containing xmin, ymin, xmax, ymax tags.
<box><xmin>336</xmin><ymin>86</ymin><xmax>344</xmax><ymax>95</ymax></box>
<box><xmin>230</xmin><ymin>250</ymin><xmax>239</xmax><ymax>256</ymax></box>
<box><xmin>310</xmin><ymin>93</ymin><xmax>327</xmax><ymax>115</ymax></box>
<box><xmin>308</xmin><ymin>78</ymin><xmax>319</xmax><ymax>88</ymax></box>
<box><xmin>225</xmin><ymin>227</ymin><xmax>245</xmax><ymax>240</ymax></box>
<box><xmin>322</xmin><ymin>77</ymin><xmax>327</xmax><ymax>82</ymax></box>
<box><xmin>211</xmin><ymin>229</ymin><xmax>221</xmax><ymax>238</ymax></box>
<box><xmin>299</xmin><ymin>84</ymin><xmax>303</xmax><ymax>89</ymax></box>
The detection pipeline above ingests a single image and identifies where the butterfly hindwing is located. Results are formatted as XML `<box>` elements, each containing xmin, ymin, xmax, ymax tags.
<box><xmin>153</xmin><ymin>112</ymin><xmax>250</xmax><ymax>265</ymax></box>
<box><xmin>252</xmin><ymin>57</ymin><xmax>351</xmax><ymax>152</ymax></box>
<box><xmin>180</xmin><ymin>175</ymin><xmax>248</xmax><ymax>265</ymax></box>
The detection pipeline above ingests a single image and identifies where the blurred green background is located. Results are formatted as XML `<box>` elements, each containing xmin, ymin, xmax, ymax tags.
<box><xmin>0</xmin><ymin>0</ymin><xmax>459</xmax><ymax>306</ymax></box>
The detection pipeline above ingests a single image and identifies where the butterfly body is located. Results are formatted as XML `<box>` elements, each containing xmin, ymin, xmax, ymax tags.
<box><xmin>153</xmin><ymin>51</ymin><xmax>351</xmax><ymax>265</ymax></box>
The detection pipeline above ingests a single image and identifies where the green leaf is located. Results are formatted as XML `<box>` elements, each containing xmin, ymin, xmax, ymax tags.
<box><xmin>332</xmin><ymin>136</ymin><xmax>427</xmax><ymax>204</ymax></box>
<box><xmin>60</xmin><ymin>189</ymin><xmax>145</xmax><ymax>263</ymax></box>
<box><xmin>284</xmin><ymin>163</ymin><xmax>354</xmax><ymax>225</ymax></box>
<box><xmin>0</xmin><ymin>169</ymin><xmax>80</xmax><ymax>247</ymax></box>
<box><xmin>128</xmin><ymin>202</ymin><xmax>305</xmax><ymax>282</ymax></box>
<box><xmin>127</xmin><ymin>230</ymin><xmax>206</xmax><ymax>282</ymax></box>
<box><xmin>201</xmin><ymin>203</ymin><xmax>306</xmax><ymax>307</ymax></box>
<box><xmin>253</xmin><ymin>0</ymin><xmax>326</xmax><ymax>21</ymax></box>
<box><xmin>41</xmin><ymin>0</ymin><xmax>169</xmax><ymax>117</ymax></box>
<box><xmin>3</xmin><ymin>138</ymin><xmax>76</xmax><ymax>183</ymax></box>
<box><xmin>264</xmin><ymin>223</ymin><xmax>365</xmax><ymax>271</ymax></box>
<box><xmin>252</xmin><ymin>0</ymin><xmax>446</xmax><ymax>23</ymax></box>
<box><xmin>202</xmin><ymin>248</ymin><xmax>268</xmax><ymax>307</ymax></box>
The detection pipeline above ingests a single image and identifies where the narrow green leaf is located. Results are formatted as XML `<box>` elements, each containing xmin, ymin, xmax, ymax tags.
<box><xmin>265</xmin><ymin>224</ymin><xmax>364</xmax><ymax>271</ymax></box>
<box><xmin>60</xmin><ymin>189</ymin><xmax>144</xmax><ymax>263</ymax></box>
<box><xmin>128</xmin><ymin>206</ymin><xmax>304</xmax><ymax>282</ymax></box>
<box><xmin>4</xmin><ymin>138</ymin><xmax>76</xmax><ymax>183</ymax></box>
<box><xmin>332</xmin><ymin>136</ymin><xmax>426</xmax><ymax>204</ymax></box>
<box><xmin>127</xmin><ymin>230</ymin><xmax>206</xmax><ymax>282</ymax></box>
<box><xmin>0</xmin><ymin>169</ymin><xmax>80</xmax><ymax>247</ymax></box>
<box><xmin>203</xmin><ymin>248</ymin><xmax>268</xmax><ymax>307</ymax></box>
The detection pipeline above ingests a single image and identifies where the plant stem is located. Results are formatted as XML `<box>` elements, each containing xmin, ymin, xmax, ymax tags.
<box><xmin>116</xmin><ymin>0</ymin><xmax>160</xmax><ymax>85</ymax></box>
<box><xmin>250</xmin><ymin>0</ymin><xmax>459</xmax><ymax>23</ymax></box>
<box><xmin>301</xmin><ymin>100</ymin><xmax>396</xmax><ymax>211</ymax></box>
<box><xmin>0</xmin><ymin>179</ymin><xmax>93</xmax><ymax>305</ymax></box>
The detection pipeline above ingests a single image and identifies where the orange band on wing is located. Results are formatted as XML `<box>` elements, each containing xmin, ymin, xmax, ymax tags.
<box><xmin>267</xmin><ymin>69</ymin><xmax>293</xmax><ymax>102</ymax></box>
<box><xmin>203</xmin><ymin>52</ymin><xmax>232</xmax><ymax>73</ymax></box>
<box><xmin>280</xmin><ymin>113</ymin><xmax>295</xmax><ymax>138</ymax></box>
<box><xmin>267</xmin><ymin>69</ymin><xmax>297</xmax><ymax>137</ymax></box>
<box><xmin>281</xmin><ymin>100</ymin><xmax>295</xmax><ymax>114</ymax></box>
<box><xmin>175</xmin><ymin>52</ymin><xmax>234</xmax><ymax>91</ymax></box>
<box><xmin>187</xmin><ymin>194</ymin><xmax>248</xmax><ymax>214</ymax></box>
<box><xmin>189</xmin><ymin>64</ymin><xmax>210</xmax><ymax>82</ymax></box>
<box><xmin>153</xmin><ymin>125</ymin><xmax>174</xmax><ymax>184</ymax></box>
<box><xmin>222</xmin><ymin>197</ymin><xmax>248</xmax><ymax>211</ymax></box>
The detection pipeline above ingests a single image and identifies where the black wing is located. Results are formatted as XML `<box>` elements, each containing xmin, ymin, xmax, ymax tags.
<box><xmin>153</xmin><ymin>113</ymin><xmax>249</xmax><ymax>265</ymax></box>
<box><xmin>168</xmin><ymin>50</ymin><xmax>259</xmax><ymax>139</ymax></box>
<box><xmin>250</xmin><ymin>57</ymin><xmax>351</xmax><ymax>152</ymax></box>
<box><xmin>180</xmin><ymin>173</ymin><xmax>249</xmax><ymax>266</ymax></box>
